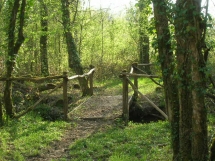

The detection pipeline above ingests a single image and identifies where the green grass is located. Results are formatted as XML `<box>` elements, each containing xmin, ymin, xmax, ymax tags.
<box><xmin>67</xmin><ymin>121</ymin><xmax>172</xmax><ymax>161</ymax></box>
<box><xmin>0</xmin><ymin>113</ymin><xmax>68</xmax><ymax>161</ymax></box>
<box><xmin>2</xmin><ymin>77</ymin><xmax>215</xmax><ymax>161</ymax></box>
<box><xmin>137</xmin><ymin>78</ymin><xmax>162</xmax><ymax>94</ymax></box>
<box><xmin>64</xmin><ymin>113</ymin><xmax>215</xmax><ymax>161</ymax></box>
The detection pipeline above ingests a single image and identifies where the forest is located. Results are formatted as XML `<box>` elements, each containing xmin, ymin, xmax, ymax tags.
<box><xmin>0</xmin><ymin>0</ymin><xmax>215</xmax><ymax>160</ymax></box>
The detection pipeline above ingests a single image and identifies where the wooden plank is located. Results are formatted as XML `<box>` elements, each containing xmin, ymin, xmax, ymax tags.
<box><xmin>128</xmin><ymin>73</ymin><xmax>159</xmax><ymax>78</ymax></box>
<box><xmin>89</xmin><ymin>69</ymin><xmax>95</xmax><ymax>95</ymax></box>
<box><xmin>138</xmin><ymin>63</ymin><xmax>153</xmax><ymax>66</ymax></box>
<box><xmin>126</xmin><ymin>77</ymin><xmax>168</xmax><ymax>120</ymax></box>
<box><xmin>68</xmin><ymin>68</ymin><xmax>95</xmax><ymax>80</ymax></box>
<box><xmin>0</xmin><ymin>75</ymin><xmax>64</xmax><ymax>82</ymax></box>
<box><xmin>132</xmin><ymin>63</ymin><xmax>138</xmax><ymax>99</ymax></box>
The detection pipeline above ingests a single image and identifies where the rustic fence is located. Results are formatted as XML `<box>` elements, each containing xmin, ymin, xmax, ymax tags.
<box><xmin>0</xmin><ymin>68</ymin><xmax>95</xmax><ymax>120</ymax></box>
<box><xmin>120</xmin><ymin>63</ymin><xmax>168</xmax><ymax>125</ymax></box>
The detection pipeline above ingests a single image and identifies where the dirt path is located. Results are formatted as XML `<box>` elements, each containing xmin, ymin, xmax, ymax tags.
<box><xmin>27</xmin><ymin>95</ymin><xmax>123</xmax><ymax>161</ymax></box>
<box><xmin>27</xmin><ymin>119</ymin><xmax>114</xmax><ymax>161</ymax></box>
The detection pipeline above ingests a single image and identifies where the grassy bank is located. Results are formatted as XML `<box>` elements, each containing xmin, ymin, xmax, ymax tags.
<box><xmin>0</xmin><ymin>113</ymin><xmax>68</xmax><ymax>161</ymax></box>
<box><xmin>66</xmin><ymin>121</ymin><xmax>172</xmax><ymax>161</ymax></box>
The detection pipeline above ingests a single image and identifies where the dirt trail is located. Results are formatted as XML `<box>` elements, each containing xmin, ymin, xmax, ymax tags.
<box><xmin>27</xmin><ymin>95</ymin><xmax>123</xmax><ymax>161</ymax></box>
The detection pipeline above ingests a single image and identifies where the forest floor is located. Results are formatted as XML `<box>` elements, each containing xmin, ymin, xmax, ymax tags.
<box><xmin>26</xmin><ymin>78</ymin><xmax>164</xmax><ymax>161</ymax></box>
<box><xmin>27</xmin><ymin>84</ymin><xmax>125</xmax><ymax>161</ymax></box>
<box><xmin>27</xmin><ymin>117</ymin><xmax>117</xmax><ymax>161</ymax></box>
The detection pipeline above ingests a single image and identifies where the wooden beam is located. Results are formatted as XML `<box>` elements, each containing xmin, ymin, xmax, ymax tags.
<box><xmin>122</xmin><ymin>70</ymin><xmax>129</xmax><ymax>125</ymax></box>
<box><xmin>126</xmin><ymin>77</ymin><xmax>168</xmax><ymax>120</ymax></box>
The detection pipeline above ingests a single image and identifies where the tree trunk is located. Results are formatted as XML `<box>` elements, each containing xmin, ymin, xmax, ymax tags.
<box><xmin>4</xmin><ymin>0</ymin><xmax>26</xmax><ymax>117</ymax></box>
<box><xmin>60</xmin><ymin>0</ymin><xmax>90</xmax><ymax>96</ymax></box>
<box><xmin>0</xmin><ymin>0</ymin><xmax>3</xmax><ymax>13</ymax></box>
<box><xmin>138</xmin><ymin>0</ymin><xmax>150</xmax><ymax>73</ymax></box>
<box><xmin>175</xmin><ymin>0</ymin><xmax>208</xmax><ymax>160</ymax></box>
<box><xmin>152</xmin><ymin>0</ymin><xmax>179</xmax><ymax>160</ymax></box>
<box><xmin>39</xmin><ymin>0</ymin><xmax>49</xmax><ymax>76</ymax></box>
<box><xmin>0</xmin><ymin>96</ymin><xmax>2</xmax><ymax>125</ymax></box>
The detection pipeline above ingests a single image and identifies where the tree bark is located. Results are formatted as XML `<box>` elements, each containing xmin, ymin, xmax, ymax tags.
<box><xmin>175</xmin><ymin>0</ymin><xmax>208</xmax><ymax>160</ymax></box>
<box><xmin>4</xmin><ymin>0</ymin><xmax>26</xmax><ymax>117</ymax></box>
<box><xmin>138</xmin><ymin>0</ymin><xmax>150</xmax><ymax>73</ymax></box>
<box><xmin>0</xmin><ymin>0</ymin><xmax>4</xmax><ymax>13</ymax></box>
<box><xmin>0</xmin><ymin>96</ymin><xmax>2</xmax><ymax>125</ymax></box>
<box><xmin>60</xmin><ymin>0</ymin><xmax>90</xmax><ymax>96</ymax></box>
<box><xmin>39</xmin><ymin>0</ymin><xmax>49</xmax><ymax>76</ymax></box>
<box><xmin>152</xmin><ymin>1</ymin><xmax>179</xmax><ymax>160</ymax></box>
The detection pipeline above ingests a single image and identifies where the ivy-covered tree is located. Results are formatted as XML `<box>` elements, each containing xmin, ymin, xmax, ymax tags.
<box><xmin>175</xmin><ymin>0</ymin><xmax>208</xmax><ymax>159</ymax></box>
<box><xmin>152</xmin><ymin>0</ymin><xmax>209</xmax><ymax>160</ymax></box>
<box><xmin>138</xmin><ymin>0</ymin><xmax>151</xmax><ymax>73</ymax></box>
<box><xmin>0</xmin><ymin>96</ymin><xmax>2</xmax><ymax>125</ymax></box>
<box><xmin>4</xmin><ymin>0</ymin><xmax>26</xmax><ymax>117</ymax></box>
<box><xmin>61</xmin><ymin>0</ymin><xmax>91</xmax><ymax>96</ymax></box>
<box><xmin>152</xmin><ymin>0</ymin><xmax>179</xmax><ymax>159</ymax></box>
<box><xmin>39</xmin><ymin>0</ymin><xmax>49</xmax><ymax>76</ymax></box>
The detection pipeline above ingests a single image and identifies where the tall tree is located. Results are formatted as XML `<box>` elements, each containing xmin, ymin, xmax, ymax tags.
<box><xmin>39</xmin><ymin>0</ymin><xmax>49</xmax><ymax>76</ymax></box>
<box><xmin>153</xmin><ymin>0</ymin><xmax>209</xmax><ymax>160</ymax></box>
<box><xmin>4</xmin><ymin>0</ymin><xmax>26</xmax><ymax>117</ymax></box>
<box><xmin>0</xmin><ymin>96</ymin><xmax>2</xmax><ymax>125</ymax></box>
<box><xmin>175</xmin><ymin>0</ymin><xmax>208</xmax><ymax>160</ymax></box>
<box><xmin>0</xmin><ymin>0</ymin><xmax>4</xmax><ymax>13</ymax></box>
<box><xmin>138</xmin><ymin>0</ymin><xmax>150</xmax><ymax>73</ymax></box>
<box><xmin>152</xmin><ymin>0</ymin><xmax>179</xmax><ymax>160</ymax></box>
<box><xmin>61</xmin><ymin>0</ymin><xmax>91</xmax><ymax>96</ymax></box>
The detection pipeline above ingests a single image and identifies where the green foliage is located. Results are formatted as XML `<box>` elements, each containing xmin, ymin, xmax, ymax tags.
<box><xmin>0</xmin><ymin>113</ymin><xmax>68</xmax><ymax>160</ymax></box>
<box><xmin>67</xmin><ymin>121</ymin><xmax>171</xmax><ymax>161</ymax></box>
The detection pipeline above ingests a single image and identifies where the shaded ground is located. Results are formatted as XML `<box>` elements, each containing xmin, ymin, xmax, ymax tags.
<box><xmin>27</xmin><ymin>119</ymin><xmax>115</xmax><ymax>161</ymax></box>
<box><xmin>26</xmin><ymin>81</ymin><xmax>163</xmax><ymax>161</ymax></box>
<box><xmin>27</xmin><ymin>90</ymin><xmax>124</xmax><ymax>161</ymax></box>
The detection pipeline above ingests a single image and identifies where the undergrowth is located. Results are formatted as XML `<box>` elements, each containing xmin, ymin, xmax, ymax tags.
<box><xmin>0</xmin><ymin>113</ymin><xmax>68</xmax><ymax>161</ymax></box>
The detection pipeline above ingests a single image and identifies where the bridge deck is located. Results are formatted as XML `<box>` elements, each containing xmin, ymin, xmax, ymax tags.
<box><xmin>68</xmin><ymin>95</ymin><xmax>123</xmax><ymax>120</ymax></box>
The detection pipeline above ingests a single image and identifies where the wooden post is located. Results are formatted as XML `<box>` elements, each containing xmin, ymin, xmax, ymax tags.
<box><xmin>89</xmin><ymin>65</ymin><xmax>95</xmax><ymax>95</ymax></box>
<box><xmin>122</xmin><ymin>70</ymin><xmax>129</xmax><ymax>125</ymax></box>
<box><xmin>132</xmin><ymin>63</ymin><xmax>138</xmax><ymax>100</ymax></box>
<box><xmin>63</xmin><ymin>72</ymin><xmax>68</xmax><ymax>120</ymax></box>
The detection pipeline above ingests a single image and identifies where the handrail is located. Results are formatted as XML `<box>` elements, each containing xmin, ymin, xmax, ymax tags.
<box><xmin>14</xmin><ymin>83</ymin><xmax>63</xmax><ymax>119</ymax></box>
<box><xmin>138</xmin><ymin>63</ymin><xmax>153</xmax><ymax>66</ymax></box>
<box><xmin>68</xmin><ymin>68</ymin><xmax>95</xmax><ymax>80</ymax></box>
<box><xmin>126</xmin><ymin>78</ymin><xmax>168</xmax><ymax>119</ymax></box>
<box><xmin>120</xmin><ymin>63</ymin><xmax>167</xmax><ymax>125</ymax></box>
<box><xmin>127</xmin><ymin>73</ymin><xmax>159</xmax><ymax>78</ymax></box>
<box><xmin>0</xmin><ymin>75</ymin><xmax>64</xmax><ymax>82</ymax></box>
<box><xmin>2</xmin><ymin>67</ymin><xmax>95</xmax><ymax>120</ymax></box>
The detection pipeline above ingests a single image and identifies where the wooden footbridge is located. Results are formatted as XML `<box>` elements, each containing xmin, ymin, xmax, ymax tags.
<box><xmin>1</xmin><ymin>63</ymin><xmax>167</xmax><ymax>124</ymax></box>
<box><xmin>69</xmin><ymin>63</ymin><xmax>168</xmax><ymax>125</ymax></box>
<box><xmin>68</xmin><ymin>95</ymin><xmax>123</xmax><ymax>120</ymax></box>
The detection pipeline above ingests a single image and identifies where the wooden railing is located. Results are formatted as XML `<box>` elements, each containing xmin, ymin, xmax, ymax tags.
<box><xmin>0</xmin><ymin>68</ymin><xmax>95</xmax><ymax>120</ymax></box>
<box><xmin>120</xmin><ymin>63</ymin><xmax>168</xmax><ymax>125</ymax></box>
